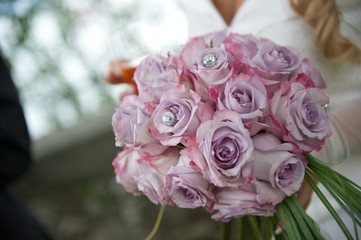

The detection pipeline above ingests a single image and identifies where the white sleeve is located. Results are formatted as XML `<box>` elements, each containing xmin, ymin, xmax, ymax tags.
<box><xmin>315</xmin><ymin>99</ymin><xmax>361</xmax><ymax>164</ymax></box>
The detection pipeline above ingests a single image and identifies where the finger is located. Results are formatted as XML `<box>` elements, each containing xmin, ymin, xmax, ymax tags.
<box><xmin>105</xmin><ymin>70</ymin><xmax>127</xmax><ymax>84</ymax></box>
<box><xmin>105</xmin><ymin>59</ymin><xmax>136</xmax><ymax>84</ymax></box>
<box><xmin>297</xmin><ymin>175</ymin><xmax>318</xmax><ymax>209</ymax></box>
<box><xmin>297</xmin><ymin>181</ymin><xmax>313</xmax><ymax>209</ymax></box>
<box><xmin>119</xmin><ymin>84</ymin><xmax>136</xmax><ymax>100</ymax></box>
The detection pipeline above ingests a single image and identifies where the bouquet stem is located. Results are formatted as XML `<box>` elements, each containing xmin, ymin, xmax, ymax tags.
<box><xmin>145</xmin><ymin>205</ymin><xmax>165</xmax><ymax>240</ymax></box>
<box><xmin>221</xmin><ymin>220</ymin><xmax>234</xmax><ymax>240</ymax></box>
<box><xmin>222</xmin><ymin>216</ymin><xmax>275</xmax><ymax>240</ymax></box>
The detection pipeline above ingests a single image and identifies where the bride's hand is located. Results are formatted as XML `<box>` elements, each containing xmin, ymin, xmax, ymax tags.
<box><xmin>297</xmin><ymin>174</ymin><xmax>318</xmax><ymax>210</ymax></box>
<box><xmin>105</xmin><ymin>59</ymin><xmax>138</xmax><ymax>99</ymax></box>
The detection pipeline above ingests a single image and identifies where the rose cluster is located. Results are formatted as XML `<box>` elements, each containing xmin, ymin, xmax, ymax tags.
<box><xmin>111</xmin><ymin>31</ymin><xmax>332</xmax><ymax>222</ymax></box>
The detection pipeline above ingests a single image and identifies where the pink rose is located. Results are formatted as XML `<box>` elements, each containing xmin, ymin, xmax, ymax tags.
<box><xmin>248</xmin><ymin>39</ymin><xmax>301</xmax><ymax>83</ymax></box>
<box><xmin>134</xmin><ymin>55</ymin><xmax>180</xmax><ymax>97</ymax></box>
<box><xmin>217</xmin><ymin>74</ymin><xmax>267</xmax><ymax>135</ymax></box>
<box><xmin>149</xmin><ymin>85</ymin><xmax>204</xmax><ymax>146</ymax></box>
<box><xmin>192</xmin><ymin>44</ymin><xmax>233</xmax><ymax>87</ymax></box>
<box><xmin>112</xmin><ymin>147</ymin><xmax>142</xmax><ymax>195</ymax></box>
<box><xmin>196</xmin><ymin>110</ymin><xmax>254</xmax><ymax>187</ymax></box>
<box><xmin>271</xmin><ymin>82</ymin><xmax>332</xmax><ymax>152</ymax></box>
<box><xmin>135</xmin><ymin>147</ymin><xmax>180</xmax><ymax>205</ymax></box>
<box><xmin>252</xmin><ymin>133</ymin><xmax>305</xmax><ymax>205</ymax></box>
<box><xmin>113</xmin><ymin>146</ymin><xmax>180</xmax><ymax>205</ymax></box>
<box><xmin>136</xmin><ymin>165</ymin><xmax>168</xmax><ymax>205</ymax></box>
<box><xmin>298</xmin><ymin>58</ymin><xmax>326</xmax><ymax>89</ymax></box>
<box><xmin>112</xmin><ymin>95</ymin><xmax>155</xmax><ymax>147</ymax></box>
<box><xmin>225</xmin><ymin>33</ymin><xmax>259</xmax><ymax>59</ymax></box>
<box><xmin>179</xmin><ymin>31</ymin><xmax>231</xmax><ymax>101</ymax></box>
<box><xmin>165</xmin><ymin>161</ymin><xmax>214</xmax><ymax>209</ymax></box>
<box><xmin>212</xmin><ymin>186</ymin><xmax>275</xmax><ymax>222</ymax></box>
<box><xmin>224</xmin><ymin>33</ymin><xmax>259</xmax><ymax>73</ymax></box>
<box><xmin>179</xmin><ymin>31</ymin><xmax>226</xmax><ymax>68</ymax></box>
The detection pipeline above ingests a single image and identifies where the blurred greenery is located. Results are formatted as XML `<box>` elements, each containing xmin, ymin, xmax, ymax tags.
<box><xmin>0</xmin><ymin>0</ymin><xmax>186</xmax><ymax>139</ymax></box>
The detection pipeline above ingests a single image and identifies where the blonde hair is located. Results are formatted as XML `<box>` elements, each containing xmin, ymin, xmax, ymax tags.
<box><xmin>289</xmin><ymin>0</ymin><xmax>361</xmax><ymax>63</ymax></box>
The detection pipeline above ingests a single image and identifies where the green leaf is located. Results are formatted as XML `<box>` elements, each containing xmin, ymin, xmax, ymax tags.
<box><xmin>237</xmin><ymin>218</ymin><xmax>243</xmax><ymax>240</ymax></box>
<box><xmin>286</xmin><ymin>195</ymin><xmax>324</xmax><ymax>239</ymax></box>
<box><xmin>261</xmin><ymin>216</ymin><xmax>276</xmax><ymax>240</ymax></box>
<box><xmin>305</xmin><ymin>173</ymin><xmax>354</xmax><ymax>240</ymax></box>
<box><xmin>306</xmin><ymin>154</ymin><xmax>361</xmax><ymax>239</ymax></box>
<box><xmin>210</xmin><ymin>39</ymin><xmax>214</xmax><ymax>48</ymax></box>
<box><xmin>277</xmin><ymin>202</ymin><xmax>303</xmax><ymax>240</ymax></box>
<box><xmin>234</xmin><ymin>216</ymin><xmax>275</xmax><ymax>240</ymax></box>
<box><xmin>276</xmin><ymin>196</ymin><xmax>325</xmax><ymax>240</ymax></box>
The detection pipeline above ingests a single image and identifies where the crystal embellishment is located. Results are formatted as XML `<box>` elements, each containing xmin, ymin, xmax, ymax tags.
<box><xmin>323</xmin><ymin>104</ymin><xmax>329</xmax><ymax>113</ymax></box>
<box><xmin>202</xmin><ymin>53</ymin><xmax>216</xmax><ymax>67</ymax></box>
<box><xmin>162</xmin><ymin>111</ymin><xmax>176</xmax><ymax>126</ymax></box>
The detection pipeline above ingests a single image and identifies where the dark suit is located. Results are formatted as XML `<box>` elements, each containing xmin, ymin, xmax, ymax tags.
<box><xmin>0</xmin><ymin>53</ymin><xmax>50</xmax><ymax>239</ymax></box>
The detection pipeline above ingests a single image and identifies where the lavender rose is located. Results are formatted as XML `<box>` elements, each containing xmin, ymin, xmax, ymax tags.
<box><xmin>217</xmin><ymin>74</ymin><xmax>267</xmax><ymax>134</ymax></box>
<box><xmin>224</xmin><ymin>33</ymin><xmax>259</xmax><ymax>59</ymax></box>
<box><xmin>248</xmin><ymin>39</ymin><xmax>301</xmax><ymax>82</ymax></box>
<box><xmin>112</xmin><ymin>147</ymin><xmax>142</xmax><ymax>195</ymax></box>
<box><xmin>252</xmin><ymin>133</ymin><xmax>305</xmax><ymax>205</ymax></box>
<box><xmin>135</xmin><ymin>147</ymin><xmax>180</xmax><ymax>205</ymax></box>
<box><xmin>165</xmin><ymin>162</ymin><xmax>214</xmax><ymax>209</ymax></box>
<box><xmin>271</xmin><ymin>82</ymin><xmax>332</xmax><ymax>152</ymax></box>
<box><xmin>112</xmin><ymin>95</ymin><xmax>156</xmax><ymax>147</ymax></box>
<box><xmin>196</xmin><ymin>110</ymin><xmax>254</xmax><ymax>187</ymax></box>
<box><xmin>212</xmin><ymin>186</ymin><xmax>275</xmax><ymax>222</ymax></box>
<box><xmin>134</xmin><ymin>55</ymin><xmax>180</xmax><ymax>97</ymax></box>
<box><xmin>179</xmin><ymin>31</ymin><xmax>226</xmax><ymax>68</ymax></box>
<box><xmin>299</xmin><ymin>58</ymin><xmax>326</xmax><ymax>89</ymax></box>
<box><xmin>179</xmin><ymin>31</ymin><xmax>231</xmax><ymax>100</ymax></box>
<box><xmin>136</xmin><ymin>165</ymin><xmax>168</xmax><ymax>205</ymax></box>
<box><xmin>192</xmin><ymin>44</ymin><xmax>233</xmax><ymax>87</ymax></box>
<box><xmin>224</xmin><ymin>33</ymin><xmax>259</xmax><ymax>73</ymax></box>
<box><xmin>113</xmin><ymin>146</ymin><xmax>179</xmax><ymax>205</ymax></box>
<box><xmin>149</xmin><ymin>85</ymin><xmax>205</xmax><ymax>146</ymax></box>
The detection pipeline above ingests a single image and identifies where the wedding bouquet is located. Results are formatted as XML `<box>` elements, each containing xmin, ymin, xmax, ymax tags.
<box><xmin>111</xmin><ymin>31</ymin><xmax>361</xmax><ymax>239</ymax></box>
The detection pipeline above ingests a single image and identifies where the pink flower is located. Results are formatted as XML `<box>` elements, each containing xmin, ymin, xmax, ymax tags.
<box><xmin>191</xmin><ymin>44</ymin><xmax>233</xmax><ymax>87</ymax></box>
<box><xmin>179</xmin><ymin>31</ymin><xmax>226</xmax><ymax>68</ymax></box>
<box><xmin>111</xmin><ymin>31</ymin><xmax>334</xmax><ymax>222</ymax></box>
<box><xmin>113</xmin><ymin>146</ymin><xmax>180</xmax><ymax>205</ymax></box>
<box><xmin>135</xmin><ymin>147</ymin><xmax>180</xmax><ymax>205</ymax></box>
<box><xmin>271</xmin><ymin>82</ymin><xmax>332</xmax><ymax>152</ymax></box>
<box><xmin>298</xmin><ymin>58</ymin><xmax>326</xmax><ymax>89</ymax></box>
<box><xmin>134</xmin><ymin>55</ymin><xmax>180</xmax><ymax>97</ymax></box>
<box><xmin>212</xmin><ymin>186</ymin><xmax>275</xmax><ymax>222</ymax></box>
<box><xmin>224</xmin><ymin>33</ymin><xmax>259</xmax><ymax>73</ymax></box>
<box><xmin>112</xmin><ymin>147</ymin><xmax>142</xmax><ymax>195</ymax></box>
<box><xmin>248</xmin><ymin>38</ymin><xmax>301</xmax><ymax>83</ymax></box>
<box><xmin>136</xmin><ymin>165</ymin><xmax>168</xmax><ymax>205</ymax></box>
<box><xmin>252</xmin><ymin>134</ymin><xmax>305</xmax><ymax>205</ymax></box>
<box><xmin>196</xmin><ymin>110</ymin><xmax>254</xmax><ymax>187</ymax></box>
<box><xmin>112</xmin><ymin>95</ymin><xmax>155</xmax><ymax>147</ymax></box>
<box><xmin>225</xmin><ymin>33</ymin><xmax>259</xmax><ymax>59</ymax></box>
<box><xmin>148</xmin><ymin>85</ymin><xmax>206</xmax><ymax>146</ymax></box>
<box><xmin>165</xmin><ymin>160</ymin><xmax>214</xmax><ymax>209</ymax></box>
<box><xmin>217</xmin><ymin>74</ymin><xmax>267</xmax><ymax>135</ymax></box>
<box><xmin>179</xmin><ymin>31</ymin><xmax>231</xmax><ymax>100</ymax></box>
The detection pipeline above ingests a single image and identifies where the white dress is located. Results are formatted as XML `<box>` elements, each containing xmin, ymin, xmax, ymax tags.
<box><xmin>177</xmin><ymin>0</ymin><xmax>361</xmax><ymax>238</ymax></box>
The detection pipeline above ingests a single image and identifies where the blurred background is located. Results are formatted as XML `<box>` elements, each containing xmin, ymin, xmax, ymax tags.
<box><xmin>0</xmin><ymin>0</ymin><xmax>219</xmax><ymax>239</ymax></box>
